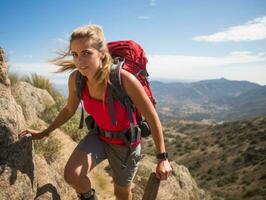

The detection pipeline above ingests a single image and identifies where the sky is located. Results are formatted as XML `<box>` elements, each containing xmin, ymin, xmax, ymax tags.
<box><xmin>1</xmin><ymin>0</ymin><xmax>266</xmax><ymax>85</ymax></box>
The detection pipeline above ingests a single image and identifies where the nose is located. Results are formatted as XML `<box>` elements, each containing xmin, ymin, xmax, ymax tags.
<box><xmin>77</xmin><ymin>55</ymin><xmax>86</xmax><ymax>67</ymax></box>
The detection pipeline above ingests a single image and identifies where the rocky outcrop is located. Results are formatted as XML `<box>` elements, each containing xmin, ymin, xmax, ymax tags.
<box><xmin>11</xmin><ymin>82</ymin><xmax>55</xmax><ymax>126</ymax></box>
<box><xmin>0</xmin><ymin>124</ymin><xmax>37</xmax><ymax>200</ymax></box>
<box><xmin>0</xmin><ymin>47</ymin><xmax>10</xmax><ymax>87</ymax></box>
<box><xmin>133</xmin><ymin>156</ymin><xmax>210</xmax><ymax>200</ymax></box>
<box><xmin>0</xmin><ymin>83</ymin><xmax>26</xmax><ymax>131</ymax></box>
<box><xmin>0</xmin><ymin>48</ymin><xmax>75</xmax><ymax>200</ymax></box>
<box><xmin>0</xmin><ymin>48</ymin><xmax>37</xmax><ymax>200</ymax></box>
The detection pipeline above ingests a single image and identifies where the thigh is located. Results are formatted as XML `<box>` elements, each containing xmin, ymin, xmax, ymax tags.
<box><xmin>65</xmin><ymin>132</ymin><xmax>107</xmax><ymax>175</ymax></box>
<box><xmin>105</xmin><ymin>143</ymin><xmax>142</xmax><ymax>186</ymax></box>
<box><xmin>65</xmin><ymin>148</ymin><xmax>95</xmax><ymax>178</ymax></box>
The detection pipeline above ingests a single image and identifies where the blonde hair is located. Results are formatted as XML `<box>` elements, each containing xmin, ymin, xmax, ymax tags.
<box><xmin>51</xmin><ymin>24</ymin><xmax>113</xmax><ymax>89</ymax></box>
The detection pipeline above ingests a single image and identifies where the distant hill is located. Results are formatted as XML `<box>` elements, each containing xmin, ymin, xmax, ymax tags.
<box><xmin>150</xmin><ymin>78</ymin><xmax>265</xmax><ymax>122</ymax></box>
<box><xmin>151</xmin><ymin>78</ymin><xmax>259</xmax><ymax>103</ymax></box>
<box><xmin>215</xmin><ymin>85</ymin><xmax>266</xmax><ymax>120</ymax></box>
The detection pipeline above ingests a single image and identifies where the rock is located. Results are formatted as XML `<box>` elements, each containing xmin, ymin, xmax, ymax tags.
<box><xmin>35</xmin><ymin>154</ymin><xmax>77</xmax><ymax>200</ymax></box>
<box><xmin>0</xmin><ymin>84</ymin><xmax>26</xmax><ymax>132</ymax></box>
<box><xmin>11</xmin><ymin>81</ymin><xmax>55</xmax><ymax>126</ymax></box>
<box><xmin>133</xmin><ymin>156</ymin><xmax>210</xmax><ymax>200</ymax></box>
<box><xmin>0</xmin><ymin>47</ymin><xmax>10</xmax><ymax>87</ymax></box>
<box><xmin>0</xmin><ymin>125</ymin><xmax>37</xmax><ymax>200</ymax></box>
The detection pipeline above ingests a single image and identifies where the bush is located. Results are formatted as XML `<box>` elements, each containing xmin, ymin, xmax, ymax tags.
<box><xmin>8</xmin><ymin>72</ymin><xmax>20</xmax><ymax>85</ymax></box>
<box><xmin>61</xmin><ymin>111</ymin><xmax>88</xmax><ymax>142</ymax></box>
<box><xmin>21</xmin><ymin>73</ymin><xmax>61</xmax><ymax>99</ymax></box>
<box><xmin>242</xmin><ymin>186</ymin><xmax>264</xmax><ymax>198</ymax></box>
<box><xmin>29</xmin><ymin>123</ymin><xmax>62</xmax><ymax>164</ymax></box>
<box><xmin>33</xmin><ymin>137</ymin><xmax>62</xmax><ymax>164</ymax></box>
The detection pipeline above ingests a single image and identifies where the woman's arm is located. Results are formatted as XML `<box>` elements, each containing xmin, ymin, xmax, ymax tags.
<box><xmin>19</xmin><ymin>71</ymin><xmax>80</xmax><ymax>138</ymax></box>
<box><xmin>120</xmin><ymin>69</ymin><xmax>172</xmax><ymax>180</ymax></box>
<box><xmin>121</xmin><ymin>70</ymin><xmax>165</xmax><ymax>153</ymax></box>
<box><xmin>120</xmin><ymin>69</ymin><xmax>165</xmax><ymax>153</ymax></box>
<box><xmin>43</xmin><ymin>71</ymin><xmax>80</xmax><ymax>135</ymax></box>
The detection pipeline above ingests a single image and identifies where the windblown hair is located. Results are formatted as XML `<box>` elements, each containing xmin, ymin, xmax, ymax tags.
<box><xmin>51</xmin><ymin>24</ymin><xmax>113</xmax><ymax>88</ymax></box>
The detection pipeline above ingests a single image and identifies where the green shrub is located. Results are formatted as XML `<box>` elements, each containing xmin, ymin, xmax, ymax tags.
<box><xmin>61</xmin><ymin>111</ymin><xmax>88</xmax><ymax>142</ymax></box>
<box><xmin>242</xmin><ymin>186</ymin><xmax>262</xmax><ymax>198</ymax></box>
<box><xmin>8</xmin><ymin>72</ymin><xmax>20</xmax><ymax>85</ymax></box>
<box><xmin>21</xmin><ymin>73</ymin><xmax>60</xmax><ymax>98</ymax></box>
<box><xmin>33</xmin><ymin>137</ymin><xmax>62</xmax><ymax>164</ymax></box>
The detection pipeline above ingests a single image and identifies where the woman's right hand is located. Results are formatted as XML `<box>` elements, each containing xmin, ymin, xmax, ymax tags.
<box><xmin>18</xmin><ymin>129</ymin><xmax>49</xmax><ymax>140</ymax></box>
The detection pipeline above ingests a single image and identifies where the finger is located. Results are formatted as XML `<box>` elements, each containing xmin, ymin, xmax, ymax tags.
<box><xmin>159</xmin><ymin>172</ymin><xmax>167</xmax><ymax>180</ymax></box>
<box><xmin>18</xmin><ymin>130</ymin><xmax>27</xmax><ymax>136</ymax></box>
<box><xmin>156</xmin><ymin>172</ymin><xmax>161</xmax><ymax>180</ymax></box>
<box><xmin>19</xmin><ymin>130</ymin><xmax>31</xmax><ymax>138</ymax></box>
<box><xmin>18</xmin><ymin>131</ymin><xmax>27</xmax><ymax>137</ymax></box>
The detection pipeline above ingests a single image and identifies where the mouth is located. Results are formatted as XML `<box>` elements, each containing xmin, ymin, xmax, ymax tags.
<box><xmin>78</xmin><ymin>65</ymin><xmax>89</xmax><ymax>70</ymax></box>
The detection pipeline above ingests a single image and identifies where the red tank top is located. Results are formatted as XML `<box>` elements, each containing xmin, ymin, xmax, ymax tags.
<box><xmin>82</xmin><ymin>81</ymin><xmax>140</xmax><ymax>147</ymax></box>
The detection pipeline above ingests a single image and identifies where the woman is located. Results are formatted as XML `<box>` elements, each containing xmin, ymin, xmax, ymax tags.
<box><xmin>19</xmin><ymin>24</ymin><xmax>172</xmax><ymax>200</ymax></box>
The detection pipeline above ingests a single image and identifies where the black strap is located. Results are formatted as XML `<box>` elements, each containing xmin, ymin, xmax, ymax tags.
<box><xmin>107</xmin><ymin>85</ymin><xmax>117</xmax><ymax>125</ymax></box>
<box><xmin>108</xmin><ymin>57</ymin><xmax>136</xmax><ymax>136</ymax></box>
<box><xmin>108</xmin><ymin>58</ymin><xmax>125</xmax><ymax>125</ymax></box>
<box><xmin>79</xmin><ymin>101</ymin><xmax>85</xmax><ymax>129</ymax></box>
<box><xmin>96</xmin><ymin>125</ymin><xmax>141</xmax><ymax>141</ymax></box>
<box><xmin>76</xmin><ymin>71</ymin><xmax>85</xmax><ymax>129</ymax></box>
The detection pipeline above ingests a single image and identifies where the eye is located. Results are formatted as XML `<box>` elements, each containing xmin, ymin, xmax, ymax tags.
<box><xmin>70</xmin><ymin>52</ymin><xmax>78</xmax><ymax>58</ymax></box>
<box><xmin>82</xmin><ymin>50</ymin><xmax>92</xmax><ymax>56</ymax></box>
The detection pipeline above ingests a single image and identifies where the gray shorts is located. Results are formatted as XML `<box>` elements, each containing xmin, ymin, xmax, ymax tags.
<box><xmin>76</xmin><ymin>132</ymin><xmax>141</xmax><ymax>186</ymax></box>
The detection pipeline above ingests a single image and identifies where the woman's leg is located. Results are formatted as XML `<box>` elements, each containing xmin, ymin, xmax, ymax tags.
<box><xmin>104</xmin><ymin>143</ymin><xmax>142</xmax><ymax>200</ymax></box>
<box><xmin>64</xmin><ymin>133</ymin><xmax>106</xmax><ymax>198</ymax></box>
<box><xmin>64</xmin><ymin>148</ymin><xmax>96</xmax><ymax>193</ymax></box>
<box><xmin>114</xmin><ymin>183</ymin><xmax>132</xmax><ymax>200</ymax></box>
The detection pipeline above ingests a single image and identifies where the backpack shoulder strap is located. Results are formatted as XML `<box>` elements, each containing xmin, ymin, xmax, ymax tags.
<box><xmin>107</xmin><ymin>58</ymin><xmax>124</xmax><ymax>125</ymax></box>
<box><xmin>76</xmin><ymin>70</ymin><xmax>84</xmax><ymax>100</ymax></box>
<box><xmin>110</xmin><ymin>58</ymin><xmax>127</xmax><ymax>101</ymax></box>
<box><xmin>75</xmin><ymin>70</ymin><xmax>85</xmax><ymax>129</ymax></box>
<box><xmin>108</xmin><ymin>58</ymin><xmax>136</xmax><ymax>136</ymax></box>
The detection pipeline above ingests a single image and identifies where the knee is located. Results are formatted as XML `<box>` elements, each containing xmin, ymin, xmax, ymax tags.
<box><xmin>64</xmin><ymin>165</ymin><xmax>82</xmax><ymax>185</ymax></box>
<box><xmin>114</xmin><ymin>184</ymin><xmax>131</xmax><ymax>198</ymax></box>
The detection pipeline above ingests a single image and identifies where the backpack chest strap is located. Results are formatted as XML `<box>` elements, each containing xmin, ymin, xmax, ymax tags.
<box><xmin>96</xmin><ymin>125</ymin><xmax>141</xmax><ymax>143</ymax></box>
<box><xmin>95</xmin><ymin>125</ymin><xmax>141</xmax><ymax>169</ymax></box>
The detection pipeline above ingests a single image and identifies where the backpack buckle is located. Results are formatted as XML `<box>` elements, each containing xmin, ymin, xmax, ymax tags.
<box><xmin>104</xmin><ymin>131</ymin><xmax>113</xmax><ymax>138</ymax></box>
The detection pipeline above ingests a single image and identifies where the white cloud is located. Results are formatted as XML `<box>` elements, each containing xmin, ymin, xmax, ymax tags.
<box><xmin>148</xmin><ymin>51</ymin><xmax>266</xmax><ymax>85</ymax></box>
<box><xmin>193</xmin><ymin>16</ymin><xmax>266</xmax><ymax>42</ymax></box>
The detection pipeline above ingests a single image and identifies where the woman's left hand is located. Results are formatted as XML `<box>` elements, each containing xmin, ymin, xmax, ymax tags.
<box><xmin>156</xmin><ymin>159</ymin><xmax>172</xmax><ymax>180</ymax></box>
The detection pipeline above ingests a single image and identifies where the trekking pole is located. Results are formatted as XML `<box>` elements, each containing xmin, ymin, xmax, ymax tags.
<box><xmin>142</xmin><ymin>172</ymin><xmax>161</xmax><ymax>200</ymax></box>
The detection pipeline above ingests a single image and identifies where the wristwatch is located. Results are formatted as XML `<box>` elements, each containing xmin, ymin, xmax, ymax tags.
<box><xmin>156</xmin><ymin>152</ymin><xmax>168</xmax><ymax>160</ymax></box>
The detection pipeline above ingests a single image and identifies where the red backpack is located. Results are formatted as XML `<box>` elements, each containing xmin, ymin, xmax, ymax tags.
<box><xmin>76</xmin><ymin>40</ymin><xmax>156</xmax><ymax>138</ymax></box>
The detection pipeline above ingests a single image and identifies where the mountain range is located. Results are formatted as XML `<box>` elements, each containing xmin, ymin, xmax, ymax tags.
<box><xmin>54</xmin><ymin>77</ymin><xmax>266</xmax><ymax>122</ymax></box>
<box><xmin>150</xmin><ymin>78</ymin><xmax>266</xmax><ymax>122</ymax></box>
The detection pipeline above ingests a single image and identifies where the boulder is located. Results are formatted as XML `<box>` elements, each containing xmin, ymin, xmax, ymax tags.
<box><xmin>11</xmin><ymin>81</ymin><xmax>55</xmax><ymax>126</ymax></box>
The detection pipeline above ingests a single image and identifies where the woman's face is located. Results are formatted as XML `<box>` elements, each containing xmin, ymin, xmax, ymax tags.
<box><xmin>70</xmin><ymin>37</ymin><xmax>103</xmax><ymax>77</ymax></box>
